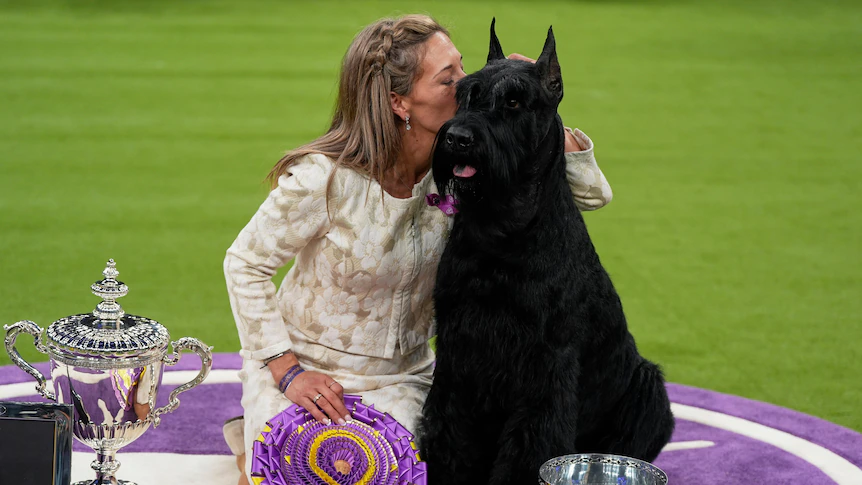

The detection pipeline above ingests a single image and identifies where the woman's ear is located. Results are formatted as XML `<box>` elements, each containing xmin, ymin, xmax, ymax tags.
<box><xmin>390</xmin><ymin>92</ymin><xmax>410</xmax><ymax>121</ymax></box>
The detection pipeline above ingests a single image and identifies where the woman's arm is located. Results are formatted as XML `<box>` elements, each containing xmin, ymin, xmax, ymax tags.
<box><xmin>225</xmin><ymin>154</ymin><xmax>351</xmax><ymax>424</ymax></box>
<box><xmin>224</xmin><ymin>155</ymin><xmax>333</xmax><ymax>363</ymax></box>
<box><xmin>564</xmin><ymin>128</ymin><xmax>613</xmax><ymax>211</ymax></box>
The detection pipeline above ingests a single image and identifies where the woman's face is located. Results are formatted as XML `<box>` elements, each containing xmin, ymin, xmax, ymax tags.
<box><xmin>400</xmin><ymin>32</ymin><xmax>466</xmax><ymax>136</ymax></box>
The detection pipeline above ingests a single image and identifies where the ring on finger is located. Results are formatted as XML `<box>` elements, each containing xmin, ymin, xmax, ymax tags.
<box><xmin>327</xmin><ymin>381</ymin><xmax>337</xmax><ymax>389</ymax></box>
<box><xmin>313</xmin><ymin>393</ymin><xmax>323</xmax><ymax>404</ymax></box>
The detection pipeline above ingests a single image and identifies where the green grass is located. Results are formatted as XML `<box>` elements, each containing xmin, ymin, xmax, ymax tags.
<box><xmin>1</xmin><ymin>0</ymin><xmax>860</xmax><ymax>431</ymax></box>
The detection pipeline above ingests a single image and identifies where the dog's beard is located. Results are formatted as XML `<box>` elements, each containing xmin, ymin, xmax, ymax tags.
<box><xmin>447</xmin><ymin>154</ymin><xmax>481</xmax><ymax>200</ymax></box>
<box><xmin>433</xmin><ymin>149</ymin><xmax>485</xmax><ymax>206</ymax></box>
<box><xmin>449</xmin><ymin>177</ymin><xmax>481</xmax><ymax>203</ymax></box>
<box><xmin>432</xmin><ymin>118</ymin><xmax>531</xmax><ymax>211</ymax></box>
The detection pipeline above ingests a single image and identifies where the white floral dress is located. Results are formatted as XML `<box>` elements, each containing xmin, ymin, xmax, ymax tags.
<box><xmin>224</xmin><ymin>128</ymin><xmax>612</xmax><ymax>466</ymax></box>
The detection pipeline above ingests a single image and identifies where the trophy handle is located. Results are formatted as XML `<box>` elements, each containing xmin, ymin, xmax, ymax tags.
<box><xmin>3</xmin><ymin>320</ymin><xmax>55</xmax><ymax>401</ymax></box>
<box><xmin>151</xmin><ymin>337</ymin><xmax>213</xmax><ymax>427</ymax></box>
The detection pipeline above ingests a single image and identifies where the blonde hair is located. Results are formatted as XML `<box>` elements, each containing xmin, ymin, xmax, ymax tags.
<box><xmin>267</xmin><ymin>14</ymin><xmax>449</xmax><ymax>196</ymax></box>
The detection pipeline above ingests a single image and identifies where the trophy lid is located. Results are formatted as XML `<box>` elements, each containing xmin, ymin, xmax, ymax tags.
<box><xmin>43</xmin><ymin>259</ymin><xmax>170</xmax><ymax>369</ymax></box>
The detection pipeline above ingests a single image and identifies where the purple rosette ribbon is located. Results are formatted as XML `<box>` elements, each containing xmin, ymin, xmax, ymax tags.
<box><xmin>250</xmin><ymin>395</ymin><xmax>427</xmax><ymax>485</ymax></box>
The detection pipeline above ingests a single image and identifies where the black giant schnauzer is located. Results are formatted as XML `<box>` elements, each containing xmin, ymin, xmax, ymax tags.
<box><xmin>420</xmin><ymin>21</ymin><xmax>675</xmax><ymax>485</ymax></box>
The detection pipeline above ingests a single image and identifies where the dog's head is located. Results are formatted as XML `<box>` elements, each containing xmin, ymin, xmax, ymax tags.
<box><xmin>433</xmin><ymin>19</ymin><xmax>564</xmax><ymax>211</ymax></box>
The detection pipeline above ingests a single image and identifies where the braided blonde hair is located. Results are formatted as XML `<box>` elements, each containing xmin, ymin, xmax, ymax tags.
<box><xmin>268</xmin><ymin>15</ymin><xmax>449</xmax><ymax>197</ymax></box>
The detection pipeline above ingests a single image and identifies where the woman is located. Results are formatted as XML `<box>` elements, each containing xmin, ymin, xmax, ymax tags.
<box><xmin>223</xmin><ymin>14</ymin><xmax>612</xmax><ymax>483</ymax></box>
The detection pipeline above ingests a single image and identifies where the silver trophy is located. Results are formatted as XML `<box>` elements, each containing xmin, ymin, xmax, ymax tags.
<box><xmin>539</xmin><ymin>454</ymin><xmax>668</xmax><ymax>485</ymax></box>
<box><xmin>4</xmin><ymin>259</ymin><xmax>213</xmax><ymax>485</ymax></box>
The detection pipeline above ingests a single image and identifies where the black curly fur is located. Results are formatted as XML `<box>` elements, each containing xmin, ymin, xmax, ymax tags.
<box><xmin>419</xmin><ymin>20</ymin><xmax>675</xmax><ymax>485</ymax></box>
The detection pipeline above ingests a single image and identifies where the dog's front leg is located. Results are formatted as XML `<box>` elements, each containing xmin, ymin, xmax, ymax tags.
<box><xmin>487</xmin><ymin>409</ymin><xmax>576</xmax><ymax>485</ymax></box>
<box><xmin>487</xmin><ymin>373</ymin><xmax>580</xmax><ymax>485</ymax></box>
<box><xmin>421</xmin><ymin>387</ymin><xmax>496</xmax><ymax>485</ymax></box>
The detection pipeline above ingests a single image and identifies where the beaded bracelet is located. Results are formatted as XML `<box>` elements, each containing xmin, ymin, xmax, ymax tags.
<box><xmin>278</xmin><ymin>365</ymin><xmax>305</xmax><ymax>394</ymax></box>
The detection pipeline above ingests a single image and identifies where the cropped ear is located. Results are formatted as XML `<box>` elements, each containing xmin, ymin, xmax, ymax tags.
<box><xmin>535</xmin><ymin>26</ymin><xmax>563</xmax><ymax>102</ymax></box>
<box><xmin>488</xmin><ymin>18</ymin><xmax>505</xmax><ymax>63</ymax></box>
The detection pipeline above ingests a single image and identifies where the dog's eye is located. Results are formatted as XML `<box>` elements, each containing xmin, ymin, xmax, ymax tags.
<box><xmin>506</xmin><ymin>99</ymin><xmax>520</xmax><ymax>109</ymax></box>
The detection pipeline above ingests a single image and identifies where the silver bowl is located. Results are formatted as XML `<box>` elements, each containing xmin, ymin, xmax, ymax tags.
<box><xmin>539</xmin><ymin>454</ymin><xmax>668</xmax><ymax>485</ymax></box>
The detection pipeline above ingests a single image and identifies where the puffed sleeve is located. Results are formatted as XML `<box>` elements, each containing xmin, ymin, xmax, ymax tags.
<box><xmin>565</xmin><ymin>128</ymin><xmax>613</xmax><ymax>211</ymax></box>
<box><xmin>224</xmin><ymin>154</ymin><xmax>334</xmax><ymax>362</ymax></box>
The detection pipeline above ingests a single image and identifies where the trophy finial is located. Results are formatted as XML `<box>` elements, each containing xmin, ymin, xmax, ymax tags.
<box><xmin>103</xmin><ymin>258</ymin><xmax>119</xmax><ymax>280</ymax></box>
<box><xmin>92</xmin><ymin>259</ymin><xmax>129</xmax><ymax>322</ymax></box>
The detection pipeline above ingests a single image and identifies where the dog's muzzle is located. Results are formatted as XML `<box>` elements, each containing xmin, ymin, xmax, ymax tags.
<box><xmin>445</xmin><ymin>126</ymin><xmax>474</xmax><ymax>150</ymax></box>
<box><xmin>441</xmin><ymin>125</ymin><xmax>478</xmax><ymax>179</ymax></box>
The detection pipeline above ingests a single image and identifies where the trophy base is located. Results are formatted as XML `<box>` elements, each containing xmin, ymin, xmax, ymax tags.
<box><xmin>72</xmin><ymin>481</ymin><xmax>138</xmax><ymax>485</ymax></box>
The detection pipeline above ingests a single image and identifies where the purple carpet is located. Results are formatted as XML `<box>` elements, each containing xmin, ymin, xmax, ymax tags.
<box><xmin>3</xmin><ymin>353</ymin><xmax>861</xmax><ymax>484</ymax></box>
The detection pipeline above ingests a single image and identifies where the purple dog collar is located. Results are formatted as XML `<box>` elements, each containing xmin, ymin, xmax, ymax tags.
<box><xmin>425</xmin><ymin>193</ymin><xmax>458</xmax><ymax>216</ymax></box>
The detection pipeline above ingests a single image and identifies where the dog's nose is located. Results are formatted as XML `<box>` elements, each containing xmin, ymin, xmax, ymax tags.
<box><xmin>445</xmin><ymin>126</ymin><xmax>473</xmax><ymax>150</ymax></box>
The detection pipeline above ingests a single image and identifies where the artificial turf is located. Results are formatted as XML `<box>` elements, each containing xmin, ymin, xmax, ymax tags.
<box><xmin>1</xmin><ymin>0</ymin><xmax>859</xmax><ymax>431</ymax></box>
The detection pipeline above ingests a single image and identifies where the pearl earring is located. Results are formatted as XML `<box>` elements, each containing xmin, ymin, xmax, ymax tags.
<box><xmin>405</xmin><ymin>115</ymin><xmax>411</xmax><ymax>131</ymax></box>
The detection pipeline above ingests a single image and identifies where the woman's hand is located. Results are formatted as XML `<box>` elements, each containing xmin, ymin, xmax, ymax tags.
<box><xmin>284</xmin><ymin>370</ymin><xmax>350</xmax><ymax>425</ymax></box>
<box><xmin>268</xmin><ymin>353</ymin><xmax>351</xmax><ymax>425</ymax></box>
<box><xmin>507</xmin><ymin>52</ymin><xmax>535</xmax><ymax>63</ymax></box>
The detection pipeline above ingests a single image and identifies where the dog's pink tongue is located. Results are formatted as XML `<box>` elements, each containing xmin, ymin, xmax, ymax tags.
<box><xmin>453</xmin><ymin>165</ymin><xmax>477</xmax><ymax>178</ymax></box>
